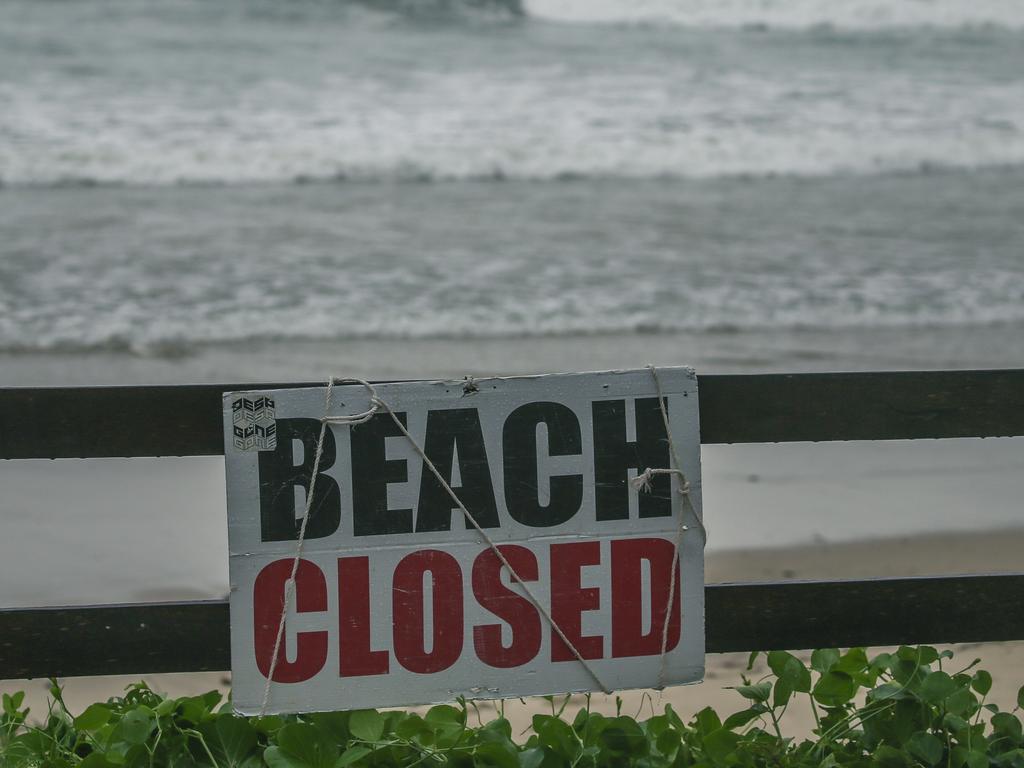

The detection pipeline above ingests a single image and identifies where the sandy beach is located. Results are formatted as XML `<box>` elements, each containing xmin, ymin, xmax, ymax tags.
<box><xmin>5</xmin><ymin>528</ymin><xmax>1021</xmax><ymax>736</ymax></box>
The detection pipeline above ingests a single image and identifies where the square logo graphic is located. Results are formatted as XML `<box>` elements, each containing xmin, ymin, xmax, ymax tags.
<box><xmin>231</xmin><ymin>395</ymin><xmax>277</xmax><ymax>451</ymax></box>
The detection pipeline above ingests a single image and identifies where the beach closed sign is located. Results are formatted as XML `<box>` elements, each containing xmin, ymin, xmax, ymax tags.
<box><xmin>223</xmin><ymin>368</ymin><xmax>704</xmax><ymax>715</ymax></box>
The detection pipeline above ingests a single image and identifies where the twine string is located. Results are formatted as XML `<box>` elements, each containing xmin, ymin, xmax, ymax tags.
<box><xmin>260</xmin><ymin>376</ymin><xmax>612</xmax><ymax>713</ymax></box>
<box><xmin>629</xmin><ymin>365</ymin><xmax>707</xmax><ymax>688</ymax></box>
<box><xmin>371</xmin><ymin>394</ymin><xmax>612</xmax><ymax>695</ymax></box>
<box><xmin>259</xmin><ymin>378</ymin><xmax>379</xmax><ymax>717</ymax></box>
<box><xmin>260</xmin><ymin>368</ymin><xmax>703</xmax><ymax>711</ymax></box>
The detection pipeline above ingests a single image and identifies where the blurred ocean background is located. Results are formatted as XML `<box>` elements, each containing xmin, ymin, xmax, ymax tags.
<box><xmin>1</xmin><ymin>0</ymin><xmax>1023</xmax><ymax>606</ymax></box>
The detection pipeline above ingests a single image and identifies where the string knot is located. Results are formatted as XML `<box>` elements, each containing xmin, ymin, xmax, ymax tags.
<box><xmin>631</xmin><ymin>467</ymin><xmax>692</xmax><ymax>496</ymax></box>
<box><xmin>319</xmin><ymin>378</ymin><xmax>380</xmax><ymax>426</ymax></box>
<box><xmin>632</xmin><ymin>467</ymin><xmax>657</xmax><ymax>493</ymax></box>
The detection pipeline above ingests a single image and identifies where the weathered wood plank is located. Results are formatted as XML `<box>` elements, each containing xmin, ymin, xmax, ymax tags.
<box><xmin>698</xmin><ymin>370</ymin><xmax>1024</xmax><ymax>444</ymax></box>
<box><xmin>0</xmin><ymin>600</ymin><xmax>231</xmax><ymax>679</ymax></box>
<box><xmin>0</xmin><ymin>382</ymin><xmax>305</xmax><ymax>460</ymax></box>
<box><xmin>1</xmin><ymin>370</ymin><xmax>1022</xmax><ymax>459</ymax></box>
<box><xmin>3</xmin><ymin>575</ymin><xmax>1021</xmax><ymax>679</ymax></box>
<box><xmin>705</xmin><ymin>574</ymin><xmax>1024</xmax><ymax>653</ymax></box>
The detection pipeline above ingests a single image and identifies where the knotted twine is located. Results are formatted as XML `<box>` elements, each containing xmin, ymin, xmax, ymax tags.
<box><xmin>259</xmin><ymin>367</ymin><xmax>705</xmax><ymax>715</ymax></box>
<box><xmin>630</xmin><ymin>365</ymin><xmax>707</xmax><ymax>687</ymax></box>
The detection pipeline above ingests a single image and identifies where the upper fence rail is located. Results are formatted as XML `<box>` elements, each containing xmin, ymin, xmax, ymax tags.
<box><xmin>1</xmin><ymin>369</ymin><xmax>1023</xmax><ymax>460</ymax></box>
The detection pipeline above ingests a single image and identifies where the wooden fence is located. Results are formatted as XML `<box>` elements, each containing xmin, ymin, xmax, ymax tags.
<box><xmin>1</xmin><ymin>369</ymin><xmax>1023</xmax><ymax>680</ymax></box>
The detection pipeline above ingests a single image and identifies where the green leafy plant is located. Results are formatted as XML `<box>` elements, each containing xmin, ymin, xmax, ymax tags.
<box><xmin>1</xmin><ymin>646</ymin><xmax>1021</xmax><ymax>767</ymax></box>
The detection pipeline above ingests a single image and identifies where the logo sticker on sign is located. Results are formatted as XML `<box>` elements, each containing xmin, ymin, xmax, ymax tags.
<box><xmin>223</xmin><ymin>368</ymin><xmax>704</xmax><ymax>715</ymax></box>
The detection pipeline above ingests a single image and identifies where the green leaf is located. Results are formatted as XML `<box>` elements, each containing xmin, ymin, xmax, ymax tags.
<box><xmin>906</xmin><ymin>732</ymin><xmax>944</xmax><ymax>766</ymax></box>
<box><xmin>427</xmin><ymin>704</ymin><xmax>466</xmax><ymax>748</ymax></box>
<box><xmin>473</xmin><ymin>741</ymin><xmax>519</xmax><ymax>768</ymax></box>
<box><xmin>693</xmin><ymin>707</ymin><xmax>722</xmax><ymax>735</ymax></box>
<box><xmin>664</xmin><ymin>704</ymin><xmax>685</xmax><ymax>733</ymax></box>
<box><xmin>597</xmin><ymin>717</ymin><xmax>647</xmax><ymax>758</ymax></box>
<box><xmin>655</xmin><ymin>728</ymin><xmax>681</xmax><ymax>755</ymax></box>
<box><xmin>834</xmin><ymin>648</ymin><xmax>869</xmax><ymax>675</ymax></box>
<box><xmin>767</xmin><ymin>650</ymin><xmax>812</xmax><ymax>693</ymax></box>
<box><xmin>518</xmin><ymin>747</ymin><xmax>545</xmax><ymax>768</ymax></box>
<box><xmin>997</xmin><ymin>755</ymin><xmax>1024</xmax><ymax>768</ymax></box>
<box><xmin>965</xmin><ymin>751</ymin><xmax>988</xmax><ymax>768</ymax></box>
<box><xmin>308</xmin><ymin>712</ymin><xmax>350</xmax><ymax>745</ymax></box>
<box><xmin>992</xmin><ymin>712</ymin><xmax>1023</xmax><ymax>742</ymax></box>
<box><xmin>113</xmin><ymin>708</ymin><xmax>155</xmax><ymax>746</ymax></box>
<box><xmin>74</xmin><ymin>703</ymin><xmax>112</xmax><ymax>731</ymax></box>
<box><xmin>532</xmin><ymin>715</ymin><xmax>579</xmax><ymax>760</ymax></box>
<box><xmin>897</xmin><ymin>646</ymin><xmax>938</xmax><ymax>666</ymax></box>
<box><xmin>920</xmin><ymin>672</ymin><xmax>958</xmax><ymax>704</ymax></box>
<box><xmin>178</xmin><ymin>692</ymin><xmax>220</xmax><ymax>725</ymax></box>
<box><xmin>722</xmin><ymin>707</ymin><xmax>765</xmax><ymax>730</ymax></box>
<box><xmin>571</xmin><ymin>708</ymin><xmax>589</xmax><ymax>732</ymax></box>
<box><xmin>154</xmin><ymin>698</ymin><xmax>177</xmax><ymax>717</ymax></box>
<box><xmin>703</xmin><ymin>728</ymin><xmax>740</xmax><ymax>767</ymax></box>
<box><xmin>265</xmin><ymin>746</ymin><xmax>306</xmax><ymax>768</ymax></box>
<box><xmin>773</xmin><ymin>678</ymin><xmax>794</xmax><ymax>708</ymax></box>
<box><xmin>336</xmin><ymin>745</ymin><xmax>372</xmax><ymax>768</ymax></box>
<box><xmin>198</xmin><ymin>715</ymin><xmax>259</xmax><ymax>768</ymax></box>
<box><xmin>813</xmin><ymin>671</ymin><xmax>858</xmax><ymax>707</ymax></box>
<box><xmin>746</xmin><ymin>651</ymin><xmax>760</xmax><ymax>670</ymax></box>
<box><xmin>253</xmin><ymin>714</ymin><xmax>285</xmax><ymax>736</ymax></box>
<box><xmin>2</xmin><ymin>691</ymin><xmax>25</xmax><ymax>715</ymax></box>
<box><xmin>874</xmin><ymin>744</ymin><xmax>911</xmax><ymax>768</ymax></box>
<box><xmin>811</xmin><ymin>649</ymin><xmax>840</xmax><ymax>675</ymax></box>
<box><xmin>480</xmin><ymin>716</ymin><xmax>512</xmax><ymax>741</ymax></box>
<box><xmin>1018</xmin><ymin>685</ymin><xmax>1024</xmax><ymax>710</ymax></box>
<box><xmin>870</xmin><ymin>652</ymin><xmax>894</xmax><ymax>673</ymax></box>
<box><xmin>972</xmin><ymin>671</ymin><xmax>993</xmax><ymax>696</ymax></box>
<box><xmin>348</xmin><ymin>709</ymin><xmax>384</xmax><ymax>742</ymax></box>
<box><xmin>943</xmin><ymin>714</ymin><xmax>970</xmax><ymax>733</ymax></box>
<box><xmin>870</xmin><ymin>682</ymin><xmax>910</xmax><ymax>702</ymax></box>
<box><xmin>425</xmin><ymin>704</ymin><xmax>465</xmax><ymax>730</ymax></box>
<box><xmin>731</xmin><ymin>682</ymin><xmax>771</xmax><ymax>703</ymax></box>
<box><xmin>945</xmin><ymin>686</ymin><xmax>978</xmax><ymax>717</ymax></box>
<box><xmin>275</xmin><ymin>722</ymin><xmax>340</xmax><ymax>768</ymax></box>
<box><xmin>394</xmin><ymin>713</ymin><xmax>426</xmax><ymax>740</ymax></box>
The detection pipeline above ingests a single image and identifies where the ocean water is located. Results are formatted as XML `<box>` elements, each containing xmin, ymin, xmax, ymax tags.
<box><xmin>2</xmin><ymin>0</ymin><xmax>1024</xmax><ymax>360</ymax></box>
<box><xmin>1</xmin><ymin>0</ymin><xmax>1023</xmax><ymax>606</ymax></box>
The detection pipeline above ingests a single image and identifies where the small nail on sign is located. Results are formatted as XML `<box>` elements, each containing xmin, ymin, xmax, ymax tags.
<box><xmin>223</xmin><ymin>368</ymin><xmax>705</xmax><ymax>715</ymax></box>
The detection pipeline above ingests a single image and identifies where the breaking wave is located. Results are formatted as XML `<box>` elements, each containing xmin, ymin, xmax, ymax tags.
<box><xmin>524</xmin><ymin>0</ymin><xmax>1024</xmax><ymax>31</ymax></box>
<box><xmin>3</xmin><ymin>265</ymin><xmax>1023</xmax><ymax>356</ymax></box>
<box><xmin>3</xmin><ymin>73</ymin><xmax>1023</xmax><ymax>188</ymax></box>
<box><xmin>2</xmin><ymin>0</ymin><xmax>1022</xmax><ymax>188</ymax></box>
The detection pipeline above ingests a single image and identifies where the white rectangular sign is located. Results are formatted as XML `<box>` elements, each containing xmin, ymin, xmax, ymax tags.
<box><xmin>224</xmin><ymin>368</ymin><xmax>704</xmax><ymax>715</ymax></box>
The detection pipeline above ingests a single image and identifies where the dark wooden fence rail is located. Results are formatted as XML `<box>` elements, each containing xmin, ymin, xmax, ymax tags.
<box><xmin>3</xmin><ymin>369</ymin><xmax>1024</xmax><ymax>459</ymax></box>
<box><xmin>4</xmin><ymin>576</ymin><xmax>1024</xmax><ymax>680</ymax></box>
<box><xmin>1</xmin><ymin>370</ymin><xmax>1023</xmax><ymax>680</ymax></box>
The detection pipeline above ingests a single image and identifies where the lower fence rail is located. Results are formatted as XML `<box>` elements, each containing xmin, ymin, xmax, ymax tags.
<box><xmin>2</xmin><ymin>574</ymin><xmax>1021</xmax><ymax>680</ymax></box>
